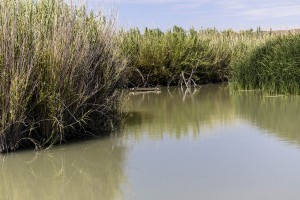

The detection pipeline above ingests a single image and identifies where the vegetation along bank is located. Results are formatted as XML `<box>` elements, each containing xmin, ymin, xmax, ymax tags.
<box><xmin>1</xmin><ymin>0</ymin><xmax>299</xmax><ymax>152</ymax></box>
<box><xmin>231</xmin><ymin>34</ymin><xmax>300</xmax><ymax>94</ymax></box>
<box><xmin>121</xmin><ymin>27</ymin><xmax>299</xmax><ymax>91</ymax></box>
<box><xmin>0</xmin><ymin>0</ymin><xmax>126</xmax><ymax>152</ymax></box>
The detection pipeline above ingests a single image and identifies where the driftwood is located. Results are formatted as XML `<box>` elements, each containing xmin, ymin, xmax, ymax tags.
<box><xmin>130</xmin><ymin>87</ymin><xmax>161</xmax><ymax>92</ymax></box>
<box><xmin>129</xmin><ymin>87</ymin><xmax>161</xmax><ymax>96</ymax></box>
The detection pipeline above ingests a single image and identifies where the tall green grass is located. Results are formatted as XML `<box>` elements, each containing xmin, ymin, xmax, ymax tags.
<box><xmin>232</xmin><ymin>34</ymin><xmax>300</xmax><ymax>94</ymax></box>
<box><xmin>121</xmin><ymin>27</ymin><xmax>273</xmax><ymax>87</ymax></box>
<box><xmin>0</xmin><ymin>0</ymin><xmax>126</xmax><ymax>152</ymax></box>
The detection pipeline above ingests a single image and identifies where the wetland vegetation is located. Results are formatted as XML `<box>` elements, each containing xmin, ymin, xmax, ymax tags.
<box><xmin>0</xmin><ymin>0</ymin><xmax>126</xmax><ymax>152</ymax></box>
<box><xmin>121</xmin><ymin>26</ymin><xmax>299</xmax><ymax>89</ymax></box>
<box><xmin>1</xmin><ymin>0</ymin><xmax>300</xmax><ymax>152</ymax></box>
<box><xmin>1</xmin><ymin>1</ymin><xmax>300</xmax><ymax>199</ymax></box>
<box><xmin>231</xmin><ymin>34</ymin><xmax>300</xmax><ymax>94</ymax></box>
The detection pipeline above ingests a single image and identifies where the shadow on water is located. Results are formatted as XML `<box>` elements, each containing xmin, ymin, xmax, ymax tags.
<box><xmin>123</xmin><ymin>84</ymin><xmax>300</xmax><ymax>146</ymax></box>
<box><xmin>0</xmin><ymin>137</ymin><xmax>127</xmax><ymax>200</ymax></box>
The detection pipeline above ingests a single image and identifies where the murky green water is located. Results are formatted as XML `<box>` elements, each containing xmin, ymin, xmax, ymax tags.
<box><xmin>1</xmin><ymin>84</ymin><xmax>300</xmax><ymax>200</ymax></box>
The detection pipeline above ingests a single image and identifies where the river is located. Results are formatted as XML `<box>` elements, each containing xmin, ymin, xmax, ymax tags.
<box><xmin>1</xmin><ymin>84</ymin><xmax>300</xmax><ymax>200</ymax></box>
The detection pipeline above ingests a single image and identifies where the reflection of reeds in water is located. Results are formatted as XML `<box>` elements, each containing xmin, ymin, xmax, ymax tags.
<box><xmin>232</xmin><ymin>91</ymin><xmax>300</xmax><ymax>146</ymax></box>
<box><xmin>124</xmin><ymin>84</ymin><xmax>300</xmax><ymax>146</ymax></box>
<box><xmin>123</xmin><ymin>84</ymin><xmax>237</xmax><ymax>140</ymax></box>
<box><xmin>0</xmin><ymin>138</ymin><xmax>127</xmax><ymax>200</ymax></box>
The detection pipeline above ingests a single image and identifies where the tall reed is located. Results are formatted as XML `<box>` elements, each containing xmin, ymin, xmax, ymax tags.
<box><xmin>231</xmin><ymin>34</ymin><xmax>300</xmax><ymax>94</ymax></box>
<box><xmin>0</xmin><ymin>0</ymin><xmax>126</xmax><ymax>152</ymax></box>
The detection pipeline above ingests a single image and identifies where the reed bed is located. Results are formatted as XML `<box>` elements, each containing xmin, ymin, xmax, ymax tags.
<box><xmin>232</xmin><ymin>34</ymin><xmax>300</xmax><ymax>94</ymax></box>
<box><xmin>120</xmin><ymin>27</ymin><xmax>274</xmax><ymax>87</ymax></box>
<box><xmin>0</xmin><ymin>0</ymin><xmax>126</xmax><ymax>152</ymax></box>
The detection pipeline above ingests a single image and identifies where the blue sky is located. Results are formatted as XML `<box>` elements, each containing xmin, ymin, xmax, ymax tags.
<box><xmin>86</xmin><ymin>0</ymin><xmax>300</xmax><ymax>31</ymax></box>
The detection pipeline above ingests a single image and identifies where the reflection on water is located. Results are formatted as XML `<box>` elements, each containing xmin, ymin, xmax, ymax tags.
<box><xmin>1</xmin><ymin>84</ymin><xmax>300</xmax><ymax>200</ymax></box>
<box><xmin>0</xmin><ymin>138</ymin><xmax>126</xmax><ymax>200</ymax></box>
<box><xmin>233</xmin><ymin>91</ymin><xmax>300</xmax><ymax>146</ymax></box>
<box><xmin>122</xmin><ymin>85</ymin><xmax>300</xmax><ymax>200</ymax></box>
<box><xmin>125</xmin><ymin>84</ymin><xmax>300</xmax><ymax>146</ymax></box>
<box><xmin>125</xmin><ymin>85</ymin><xmax>237</xmax><ymax>140</ymax></box>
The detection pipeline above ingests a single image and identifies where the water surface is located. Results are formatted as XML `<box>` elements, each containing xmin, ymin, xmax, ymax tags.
<box><xmin>1</xmin><ymin>84</ymin><xmax>300</xmax><ymax>200</ymax></box>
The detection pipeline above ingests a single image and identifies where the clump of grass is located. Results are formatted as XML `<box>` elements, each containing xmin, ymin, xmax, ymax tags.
<box><xmin>231</xmin><ymin>34</ymin><xmax>300</xmax><ymax>94</ymax></box>
<box><xmin>0</xmin><ymin>0</ymin><xmax>126</xmax><ymax>152</ymax></box>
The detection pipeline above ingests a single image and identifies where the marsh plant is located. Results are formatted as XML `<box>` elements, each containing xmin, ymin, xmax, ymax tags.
<box><xmin>232</xmin><ymin>34</ymin><xmax>300</xmax><ymax>94</ymax></box>
<box><xmin>120</xmin><ymin>27</ymin><xmax>275</xmax><ymax>87</ymax></box>
<box><xmin>0</xmin><ymin>0</ymin><xmax>126</xmax><ymax>152</ymax></box>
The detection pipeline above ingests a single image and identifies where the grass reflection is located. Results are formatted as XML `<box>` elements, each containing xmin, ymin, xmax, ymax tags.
<box><xmin>233</xmin><ymin>91</ymin><xmax>300</xmax><ymax>146</ymax></box>
<box><xmin>0</xmin><ymin>138</ymin><xmax>127</xmax><ymax>200</ymax></box>
<box><xmin>124</xmin><ymin>84</ymin><xmax>300</xmax><ymax>146</ymax></box>
<box><xmin>124</xmin><ymin>84</ymin><xmax>237</xmax><ymax>140</ymax></box>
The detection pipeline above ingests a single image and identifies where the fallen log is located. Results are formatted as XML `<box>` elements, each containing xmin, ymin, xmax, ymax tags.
<box><xmin>130</xmin><ymin>87</ymin><xmax>161</xmax><ymax>92</ymax></box>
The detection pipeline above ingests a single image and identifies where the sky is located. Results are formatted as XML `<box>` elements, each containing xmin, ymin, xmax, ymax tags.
<box><xmin>85</xmin><ymin>0</ymin><xmax>300</xmax><ymax>31</ymax></box>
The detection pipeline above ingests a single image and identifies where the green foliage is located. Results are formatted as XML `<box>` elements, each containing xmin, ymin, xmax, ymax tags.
<box><xmin>121</xmin><ymin>26</ymin><xmax>273</xmax><ymax>86</ymax></box>
<box><xmin>0</xmin><ymin>0</ymin><xmax>126</xmax><ymax>152</ymax></box>
<box><xmin>232</xmin><ymin>34</ymin><xmax>300</xmax><ymax>94</ymax></box>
